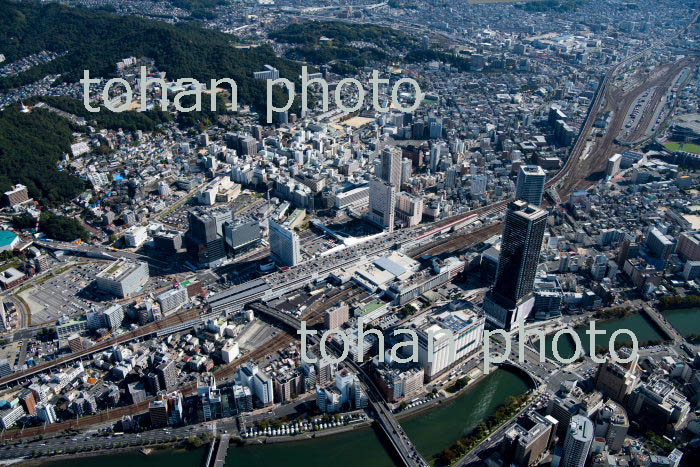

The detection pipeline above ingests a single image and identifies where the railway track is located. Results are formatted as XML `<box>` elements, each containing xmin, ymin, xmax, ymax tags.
<box><xmin>0</xmin><ymin>330</ymin><xmax>296</xmax><ymax>441</ymax></box>
<box><xmin>6</xmin><ymin>10</ymin><xmax>698</xmax><ymax>444</ymax></box>
<box><xmin>0</xmin><ymin>308</ymin><xmax>203</xmax><ymax>389</ymax></box>
<box><xmin>412</xmin><ymin>222</ymin><xmax>504</xmax><ymax>258</ymax></box>
<box><xmin>0</xmin><ymin>281</ymin><xmax>370</xmax><ymax>440</ymax></box>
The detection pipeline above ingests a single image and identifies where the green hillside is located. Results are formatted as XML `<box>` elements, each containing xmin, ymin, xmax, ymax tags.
<box><xmin>0</xmin><ymin>0</ymin><xmax>302</xmax><ymax>111</ymax></box>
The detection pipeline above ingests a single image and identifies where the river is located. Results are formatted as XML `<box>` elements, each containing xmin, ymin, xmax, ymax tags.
<box><xmin>663</xmin><ymin>307</ymin><xmax>700</xmax><ymax>337</ymax></box>
<box><xmin>47</xmin><ymin>370</ymin><xmax>530</xmax><ymax>467</ymax></box>
<box><xmin>542</xmin><ymin>313</ymin><xmax>665</xmax><ymax>360</ymax></box>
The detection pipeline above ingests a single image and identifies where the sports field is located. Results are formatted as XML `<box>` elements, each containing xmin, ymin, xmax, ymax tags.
<box><xmin>664</xmin><ymin>142</ymin><xmax>700</xmax><ymax>154</ymax></box>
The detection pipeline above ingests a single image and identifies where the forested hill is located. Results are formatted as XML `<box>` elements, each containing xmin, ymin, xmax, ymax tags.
<box><xmin>270</xmin><ymin>20</ymin><xmax>416</xmax><ymax>49</ymax></box>
<box><xmin>0</xmin><ymin>105</ymin><xmax>86</xmax><ymax>205</ymax></box>
<box><xmin>0</xmin><ymin>0</ymin><xmax>306</xmax><ymax>205</ymax></box>
<box><xmin>0</xmin><ymin>0</ymin><xmax>302</xmax><ymax>111</ymax></box>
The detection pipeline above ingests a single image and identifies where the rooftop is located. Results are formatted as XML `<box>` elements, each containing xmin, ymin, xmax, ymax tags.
<box><xmin>0</xmin><ymin>231</ymin><xmax>18</xmax><ymax>247</ymax></box>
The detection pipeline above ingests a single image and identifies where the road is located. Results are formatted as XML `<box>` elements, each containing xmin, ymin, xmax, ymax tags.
<box><xmin>3</xmin><ymin>6</ymin><xmax>696</xmax><ymax>450</ymax></box>
<box><xmin>248</xmin><ymin>302</ymin><xmax>427</xmax><ymax>467</ymax></box>
<box><xmin>0</xmin><ymin>418</ymin><xmax>224</xmax><ymax>461</ymax></box>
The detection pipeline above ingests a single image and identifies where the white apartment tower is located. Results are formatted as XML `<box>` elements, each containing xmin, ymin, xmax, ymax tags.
<box><xmin>368</xmin><ymin>178</ymin><xmax>396</xmax><ymax>232</ymax></box>
<box><xmin>380</xmin><ymin>146</ymin><xmax>402</xmax><ymax>190</ymax></box>
<box><xmin>269</xmin><ymin>219</ymin><xmax>301</xmax><ymax>267</ymax></box>
<box><xmin>515</xmin><ymin>165</ymin><xmax>546</xmax><ymax>207</ymax></box>
<box><xmin>561</xmin><ymin>415</ymin><xmax>594</xmax><ymax>467</ymax></box>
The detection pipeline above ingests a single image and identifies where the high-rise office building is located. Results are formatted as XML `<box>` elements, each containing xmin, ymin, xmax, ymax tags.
<box><xmin>606</xmin><ymin>153</ymin><xmax>622</xmax><ymax>177</ymax></box>
<box><xmin>401</xmin><ymin>158</ymin><xmax>412</xmax><ymax>186</ymax></box>
<box><xmin>238</xmin><ymin>363</ymin><xmax>274</xmax><ymax>405</ymax></box>
<box><xmin>185</xmin><ymin>208</ymin><xmax>228</xmax><ymax>268</ymax></box>
<box><xmin>396</xmin><ymin>192</ymin><xmax>423</xmax><ymax>227</ymax></box>
<box><xmin>0</xmin><ymin>359</ymin><xmax>13</xmax><ymax>378</ymax></box>
<box><xmin>515</xmin><ymin>165</ymin><xmax>546</xmax><ymax>206</ymax></box>
<box><xmin>494</xmin><ymin>201</ymin><xmax>547</xmax><ymax>304</ymax></box>
<box><xmin>19</xmin><ymin>389</ymin><xmax>36</xmax><ymax>416</ymax></box>
<box><xmin>594</xmin><ymin>402</ymin><xmax>629</xmax><ymax>453</ymax></box>
<box><xmin>149</xmin><ymin>399</ymin><xmax>169</xmax><ymax>428</ymax></box>
<box><xmin>380</xmin><ymin>146</ymin><xmax>402</xmax><ymax>190</ymax></box>
<box><xmin>485</xmin><ymin>200</ymin><xmax>547</xmax><ymax>330</ymax></box>
<box><xmin>471</xmin><ymin>175</ymin><xmax>488</xmax><ymax>196</ymax></box>
<box><xmin>429</xmin><ymin>141</ymin><xmax>447</xmax><ymax>172</ymax></box>
<box><xmin>561</xmin><ymin>415</ymin><xmax>593</xmax><ymax>467</ymax></box>
<box><xmin>368</xmin><ymin>178</ymin><xmax>396</xmax><ymax>232</ymax></box>
<box><xmin>156</xmin><ymin>359</ymin><xmax>178</xmax><ymax>392</ymax></box>
<box><xmin>157</xmin><ymin>287</ymin><xmax>189</xmax><ymax>314</ymax></box>
<box><xmin>233</xmin><ymin>385</ymin><xmax>253</xmax><ymax>413</ymax></box>
<box><xmin>646</xmin><ymin>227</ymin><xmax>674</xmax><ymax>260</ymax></box>
<box><xmin>269</xmin><ymin>219</ymin><xmax>300</xmax><ymax>267</ymax></box>
<box><xmin>502</xmin><ymin>412</ymin><xmax>558</xmax><ymax>467</ymax></box>
<box><xmin>595</xmin><ymin>359</ymin><xmax>638</xmax><ymax>403</ymax></box>
<box><xmin>239</xmin><ymin>136</ymin><xmax>258</xmax><ymax>156</ymax></box>
<box><xmin>429</xmin><ymin>118</ymin><xmax>443</xmax><ymax>139</ymax></box>
<box><xmin>102</xmin><ymin>304</ymin><xmax>124</xmax><ymax>330</ymax></box>
<box><xmin>37</xmin><ymin>403</ymin><xmax>57</xmax><ymax>424</ymax></box>
<box><xmin>154</xmin><ymin>230</ymin><xmax>182</xmax><ymax>254</ymax></box>
<box><xmin>224</xmin><ymin>219</ymin><xmax>262</xmax><ymax>256</ymax></box>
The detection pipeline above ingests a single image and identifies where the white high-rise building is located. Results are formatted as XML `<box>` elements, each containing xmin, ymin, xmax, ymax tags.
<box><xmin>430</xmin><ymin>142</ymin><xmax>447</xmax><ymax>173</ymax></box>
<box><xmin>269</xmin><ymin>219</ymin><xmax>300</xmax><ymax>266</ymax></box>
<box><xmin>37</xmin><ymin>403</ymin><xmax>57</xmax><ymax>424</ymax></box>
<box><xmin>158</xmin><ymin>181</ymin><xmax>171</xmax><ymax>197</ymax></box>
<box><xmin>102</xmin><ymin>304</ymin><xmax>124</xmax><ymax>330</ymax></box>
<box><xmin>0</xmin><ymin>301</ymin><xmax>8</xmax><ymax>331</ymax></box>
<box><xmin>252</xmin><ymin>372</ymin><xmax>274</xmax><ymax>405</ymax></box>
<box><xmin>380</xmin><ymin>146</ymin><xmax>402</xmax><ymax>190</ymax></box>
<box><xmin>335</xmin><ymin>370</ymin><xmax>354</xmax><ymax>405</ymax></box>
<box><xmin>401</xmin><ymin>158</ymin><xmax>412</xmax><ymax>186</ymax></box>
<box><xmin>237</xmin><ymin>363</ymin><xmax>273</xmax><ymax>405</ymax></box>
<box><xmin>0</xmin><ymin>405</ymin><xmax>25</xmax><ymax>429</ymax></box>
<box><xmin>157</xmin><ymin>287</ymin><xmax>189</xmax><ymax>314</ymax></box>
<box><xmin>221</xmin><ymin>341</ymin><xmax>240</xmax><ymax>363</ymax></box>
<box><xmin>515</xmin><ymin>165</ymin><xmax>546</xmax><ymax>206</ymax></box>
<box><xmin>396</xmin><ymin>192</ymin><xmax>423</xmax><ymax>227</ymax></box>
<box><xmin>416</xmin><ymin>308</ymin><xmax>484</xmax><ymax>381</ymax></box>
<box><xmin>124</xmin><ymin>226</ymin><xmax>148</xmax><ymax>248</ymax></box>
<box><xmin>561</xmin><ymin>415</ymin><xmax>594</xmax><ymax>467</ymax></box>
<box><xmin>606</xmin><ymin>153</ymin><xmax>622</xmax><ymax>177</ymax></box>
<box><xmin>368</xmin><ymin>178</ymin><xmax>396</xmax><ymax>232</ymax></box>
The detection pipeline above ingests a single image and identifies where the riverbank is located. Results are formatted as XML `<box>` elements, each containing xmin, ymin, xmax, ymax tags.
<box><xmin>241</xmin><ymin>418</ymin><xmax>373</xmax><ymax>445</ymax></box>
<box><xmin>229</xmin><ymin>370</ymin><xmax>532</xmax><ymax>466</ymax></box>
<box><xmin>27</xmin><ymin>444</ymin><xmax>205</xmax><ymax>466</ymax></box>
<box><xmin>32</xmin><ymin>369</ymin><xmax>530</xmax><ymax>467</ymax></box>
<box><xmin>396</xmin><ymin>367</ymin><xmax>487</xmax><ymax>422</ymax></box>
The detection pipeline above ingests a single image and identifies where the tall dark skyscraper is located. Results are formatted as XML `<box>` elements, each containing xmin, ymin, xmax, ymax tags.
<box><xmin>185</xmin><ymin>208</ymin><xmax>229</xmax><ymax>268</ymax></box>
<box><xmin>485</xmin><ymin>200</ymin><xmax>547</xmax><ymax>330</ymax></box>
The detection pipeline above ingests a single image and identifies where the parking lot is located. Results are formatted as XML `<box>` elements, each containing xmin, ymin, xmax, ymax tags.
<box><xmin>300</xmin><ymin>229</ymin><xmax>338</xmax><ymax>258</ymax></box>
<box><xmin>20</xmin><ymin>262</ymin><xmax>106</xmax><ymax>325</ymax></box>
